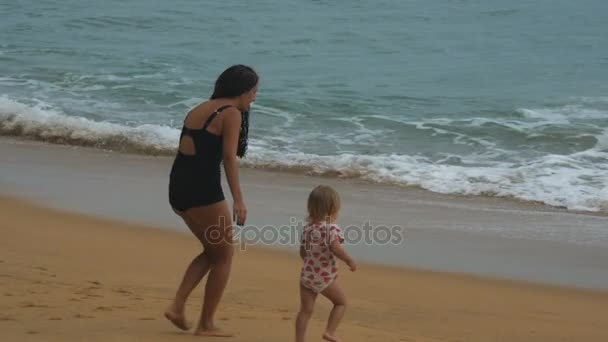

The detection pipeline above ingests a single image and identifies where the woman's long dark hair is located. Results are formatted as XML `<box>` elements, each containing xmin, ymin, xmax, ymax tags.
<box><xmin>210</xmin><ymin>65</ymin><xmax>258</xmax><ymax>158</ymax></box>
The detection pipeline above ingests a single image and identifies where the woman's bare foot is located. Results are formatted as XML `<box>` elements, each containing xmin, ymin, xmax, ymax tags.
<box><xmin>164</xmin><ymin>307</ymin><xmax>191</xmax><ymax>331</ymax></box>
<box><xmin>194</xmin><ymin>326</ymin><xmax>234</xmax><ymax>337</ymax></box>
<box><xmin>322</xmin><ymin>331</ymin><xmax>341</xmax><ymax>342</ymax></box>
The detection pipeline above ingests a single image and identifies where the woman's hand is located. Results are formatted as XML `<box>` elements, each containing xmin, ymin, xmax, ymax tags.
<box><xmin>233</xmin><ymin>200</ymin><xmax>247</xmax><ymax>226</ymax></box>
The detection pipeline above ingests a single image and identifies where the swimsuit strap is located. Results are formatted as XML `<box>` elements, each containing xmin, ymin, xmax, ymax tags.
<box><xmin>202</xmin><ymin>105</ymin><xmax>233</xmax><ymax>130</ymax></box>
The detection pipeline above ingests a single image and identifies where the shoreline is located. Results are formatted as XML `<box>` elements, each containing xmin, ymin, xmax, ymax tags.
<box><xmin>2</xmin><ymin>135</ymin><xmax>605</xmax><ymax>216</ymax></box>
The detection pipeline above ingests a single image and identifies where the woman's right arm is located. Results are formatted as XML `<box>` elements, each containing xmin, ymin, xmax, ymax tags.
<box><xmin>222</xmin><ymin>108</ymin><xmax>246</xmax><ymax>225</ymax></box>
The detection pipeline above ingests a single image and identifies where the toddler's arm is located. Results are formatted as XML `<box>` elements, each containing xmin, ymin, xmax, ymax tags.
<box><xmin>330</xmin><ymin>240</ymin><xmax>356</xmax><ymax>271</ymax></box>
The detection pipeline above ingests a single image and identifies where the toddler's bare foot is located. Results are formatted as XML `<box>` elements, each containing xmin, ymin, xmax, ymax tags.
<box><xmin>194</xmin><ymin>326</ymin><xmax>234</xmax><ymax>337</ymax></box>
<box><xmin>323</xmin><ymin>331</ymin><xmax>341</xmax><ymax>342</ymax></box>
<box><xmin>164</xmin><ymin>307</ymin><xmax>191</xmax><ymax>331</ymax></box>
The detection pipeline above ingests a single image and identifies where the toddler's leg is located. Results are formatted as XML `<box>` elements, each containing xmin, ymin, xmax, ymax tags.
<box><xmin>320</xmin><ymin>280</ymin><xmax>346</xmax><ymax>342</ymax></box>
<box><xmin>295</xmin><ymin>284</ymin><xmax>317</xmax><ymax>342</ymax></box>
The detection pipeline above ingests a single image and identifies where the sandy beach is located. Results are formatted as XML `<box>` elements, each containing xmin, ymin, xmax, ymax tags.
<box><xmin>2</xmin><ymin>138</ymin><xmax>608</xmax><ymax>341</ymax></box>
<box><xmin>2</xmin><ymin>195</ymin><xmax>608</xmax><ymax>342</ymax></box>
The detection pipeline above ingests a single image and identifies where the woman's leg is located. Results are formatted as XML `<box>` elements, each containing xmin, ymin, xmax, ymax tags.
<box><xmin>165</xmin><ymin>213</ymin><xmax>213</xmax><ymax>330</ymax></box>
<box><xmin>183</xmin><ymin>201</ymin><xmax>235</xmax><ymax>337</ymax></box>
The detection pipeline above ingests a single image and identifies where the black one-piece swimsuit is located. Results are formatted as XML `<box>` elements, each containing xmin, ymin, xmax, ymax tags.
<box><xmin>168</xmin><ymin>105</ymin><xmax>233</xmax><ymax>211</ymax></box>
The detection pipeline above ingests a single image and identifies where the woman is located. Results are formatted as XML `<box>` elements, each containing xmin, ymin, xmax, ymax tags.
<box><xmin>164</xmin><ymin>65</ymin><xmax>258</xmax><ymax>337</ymax></box>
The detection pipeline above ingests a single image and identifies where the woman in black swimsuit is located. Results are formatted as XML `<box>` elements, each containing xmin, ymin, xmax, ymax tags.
<box><xmin>165</xmin><ymin>65</ymin><xmax>258</xmax><ymax>337</ymax></box>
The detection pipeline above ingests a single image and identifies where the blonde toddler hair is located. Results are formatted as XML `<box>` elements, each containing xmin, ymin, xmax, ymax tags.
<box><xmin>307</xmin><ymin>185</ymin><xmax>341</xmax><ymax>223</ymax></box>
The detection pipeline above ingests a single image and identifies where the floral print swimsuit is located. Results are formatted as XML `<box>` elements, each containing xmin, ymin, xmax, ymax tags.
<box><xmin>300</xmin><ymin>223</ymin><xmax>345</xmax><ymax>293</ymax></box>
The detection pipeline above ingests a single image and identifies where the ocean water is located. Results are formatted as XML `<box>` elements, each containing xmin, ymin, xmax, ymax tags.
<box><xmin>1</xmin><ymin>0</ymin><xmax>607</xmax><ymax>211</ymax></box>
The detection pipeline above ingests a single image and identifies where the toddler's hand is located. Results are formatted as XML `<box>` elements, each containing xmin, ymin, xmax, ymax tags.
<box><xmin>347</xmin><ymin>259</ymin><xmax>357</xmax><ymax>272</ymax></box>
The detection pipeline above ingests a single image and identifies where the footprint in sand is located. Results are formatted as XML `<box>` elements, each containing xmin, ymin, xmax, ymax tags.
<box><xmin>74</xmin><ymin>313</ymin><xmax>95</xmax><ymax>319</ymax></box>
<box><xmin>85</xmin><ymin>293</ymin><xmax>103</xmax><ymax>298</ymax></box>
<box><xmin>21</xmin><ymin>302</ymin><xmax>51</xmax><ymax>309</ymax></box>
<box><xmin>139</xmin><ymin>317</ymin><xmax>156</xmax><ymax>321</ymax></box>
<box><xmin>4</xmin><ymin>293</ymin><xmax>13</xmax><ymax>297</ymax></box>
<box><xmin>26</xmin><ymin>330</ymin><xmax>40</xmax><ymax>335</ymax></box>
<box><xmin>113</xmin><ymin>288</ymin><xmax>133</xmax><ymax>295</ymax></box>
<box><xmin>69</xmin><ymin>298</ymin><xmax>82</xmax><ymax>302</ymax></box>
<box><xmin>88</xmin><ymin>281</ymin><xmax>102</xmax><ymax>286</ymax></box>
<box><xmin>94</xmin><ymin>306</ymin><xmax>112</xmax><ymax>312</ymax></box>
<box><xmin>0</xmin><ymin>315</ymin><xmax>16</xmax><ymax>321</ymax></box>
<box><xmin>76</xmin><ymin>286</ymin><xmax>102</xmax><ymax>296</ymax></box>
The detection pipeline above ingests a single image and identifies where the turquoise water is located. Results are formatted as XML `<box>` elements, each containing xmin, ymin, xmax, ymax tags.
<box><xmin>1</xmin><ymin>0</ymin><xmax>607</xmax><ymax>211</ymax></box>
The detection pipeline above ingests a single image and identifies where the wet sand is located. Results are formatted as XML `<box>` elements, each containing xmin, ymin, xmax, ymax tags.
<box><xmin>2</xmin><ymin>137</ymin><xmax>608</xmax><ymax>289</ymax></box>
